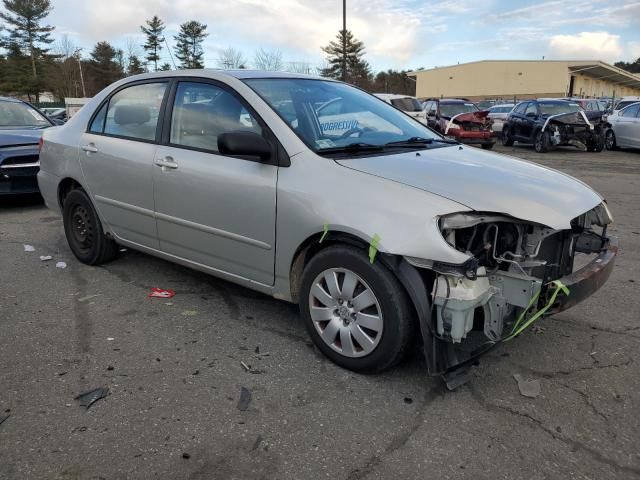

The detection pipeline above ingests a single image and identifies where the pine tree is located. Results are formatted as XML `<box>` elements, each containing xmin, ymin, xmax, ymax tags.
<box><xmin>127</xmin><ymin>55</ymin><xmax>146</xmax><ymax>76</ymax></box>
<box><xmin>321</xmin><ymin>30</ymin><xmax>372</xmax><ymax>89</ymax></box>
<box><xmin>140</xmin><ymin>16</ymin><xmax>165</xmax><ymax>72</ymax></box>
<box><xmin>174</xmin><ymin>21</ymin><xmax>208</xmax><ymax>69</ymax></box>
<box><xmin>158</xmin><ymin>63</ymin><xmax>172</xmax><ymax>71</ymax></box>
<box><xmin>0</xmin><ymin>0</ymin><xmax>55</xmax><ymax>100</ymax></box>
<box><xmin>87</xmin><ymin>41</ymin><xmax>124</xmax><ymax>93</ymax></box>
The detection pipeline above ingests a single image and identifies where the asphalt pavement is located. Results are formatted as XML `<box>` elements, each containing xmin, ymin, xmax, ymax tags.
<box><xmin>1</xmin><ymin>144</ymin><xmax>639</xmax><ymax>479</ymax></box>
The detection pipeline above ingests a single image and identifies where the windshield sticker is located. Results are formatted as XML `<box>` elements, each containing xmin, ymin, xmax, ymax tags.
<box><xmin>320</xmin><ymin>119</ymin><xmax>359</xmax><ymax>134</ymax></box>
<box><xmin>28</xmin><ymin>109</ymin><xmax>43</xmax><ymax>120</ymax></box>
<box><xmin>315</xmin><ymin>139</ymin><xmax>336</xmax><ymax>149</ymax></box>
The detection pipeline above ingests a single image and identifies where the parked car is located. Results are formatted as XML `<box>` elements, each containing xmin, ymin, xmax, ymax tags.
<box><xmin>41</xmin><ymin>107</ymin><xmax>68</xmax><ymax>124</ymax></box>
<box><xmin>612</xmin><ymin>96</ymin><xmax>640</xmax><ymax>114</ymax></box>
<box><xmin>38</xmin><ymin>71</ymin><xmax>616</xmax><ymax>387</ymax></box>
<box><xmin>423</xmin><ymin>98</ymin><xmax>495</xmax><ymax>149</ymax></box>
<box><xmin>605</xmin><ymin>102</ymin><xmax>640</xmax><ymax>151</ymax></box>
<box><xmin>502</xmin><ymin>99</ymin><xmax>605</xmax><ymax>153</ymax></box>
<box><xmin>373</xmin><ymin>94</ymin><xmax>427</xmax><ymax>124</ymax></box>
<box><xmin>486</xmin><ymin>104</ymin><xmax>515</xmax><ymax>133</ymax></box>
<box><xmin>0</xmin><ymin>96</ymin><xmax>55</xmax><ymax>195</ymax></box>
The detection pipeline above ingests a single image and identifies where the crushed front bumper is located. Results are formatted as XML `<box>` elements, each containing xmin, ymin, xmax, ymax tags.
<box><xmin>550</xmin><ymin>235</ymin><xmax>618</xmax><ymax>313</ymax></box>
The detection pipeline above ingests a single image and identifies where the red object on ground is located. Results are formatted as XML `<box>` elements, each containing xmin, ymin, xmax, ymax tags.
<box><xmin>148</xmin><ymin>288</ymin><xmax>176</xmax><ymax>298</ymax></box>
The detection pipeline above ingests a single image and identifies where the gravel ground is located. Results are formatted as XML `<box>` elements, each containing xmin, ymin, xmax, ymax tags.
<box><xmin>1</xmin><ymin>143</ymin><xmax>639</xmax><ymax>479</ymax></box>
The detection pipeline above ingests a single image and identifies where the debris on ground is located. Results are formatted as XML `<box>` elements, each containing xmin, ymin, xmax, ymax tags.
<box><xmin>56</xmin><ymin>261</ymin><xmax>67</xmax><ymax>269</ymax></box>
<box><xmin>241</xmin><ymin>361</ymin><xmax>251</xmax><ymax>372</ymax></box>
<box><xmin>78</xmin><ymin>294</ymin><xmax>101</xmax><ymax>303</ymax></box>
<box><xmin>148</xmin><ymin>287</ymin><xmax>175</xmax><ymax>299</ymax></box>
<box><xmin>182</xmin><ymin>452</ymin><xmax>190</xmax><ymax>459</ymax></box>
<box><xmin>0</xmin><ymin>413</ymin><xmax>10</xmax><ymax>427</ymax></box>
<box><xmin>23</xmin><ymin>245</ymin><xmax>35</xmax><ymax>252</ymax></box>
<box><xmin>404</xmin><ymin>397</ymin><xmax>413</xmax><ymax>404</ymax></box>
<box><xmin>75</xmin><ymin>387</ymin><xmax>109</xmax><ymax>409</ymax></box>
<box><xmin>533</xmin><ymin>326</ymin><xmax>546</xmax><ymax>335</ymax></box>
<box><xmin>513</xmin><ymin>374</ymin><xmax>541</xmax><ymax>398</ymax></box>
<box><xmin>181</xmin><ymin>310</ymin><xmax>198</xmax><ymax>316</ymax></box>
<box><xmin>106</xmin><ymin>337</ymin><xmax>115</xmax><ymax>341</ymax></box>
<box><xmin>39</xmin><ymin>255</ymin><xmax>52</xmax><ymax>261</ymax></box>
<box><xmin>237</xmin><ymin>387</ymin><xmax>252</xmax><ymax>411</ymax></box>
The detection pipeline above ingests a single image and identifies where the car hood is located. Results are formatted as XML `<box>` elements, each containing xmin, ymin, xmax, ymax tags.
<box><xmin>0</xmin><ymin>129</ymin><xmax>43</xmax><ymax>147</ymax></box>
<box><xmin>335</xmin><ymin>146</ymin><xmax>603</xmax><ymax>229</ymax></box>
<box><xmin>443</xmin><ymin>111</ymin><xmax>490</xmax><ymax>124</ymax></box>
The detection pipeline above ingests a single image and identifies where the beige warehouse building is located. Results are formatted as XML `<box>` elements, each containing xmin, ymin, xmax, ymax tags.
<box><xmin>408</xmin><ymin>60</ymin><xmax>640</xmax><ymax>101</ymax></box>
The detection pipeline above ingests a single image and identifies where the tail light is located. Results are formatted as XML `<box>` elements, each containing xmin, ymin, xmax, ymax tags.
<box><xmin>38</xmin><ymin>137</ymin><xmax>44</xmax><ymax>153</ymax></box>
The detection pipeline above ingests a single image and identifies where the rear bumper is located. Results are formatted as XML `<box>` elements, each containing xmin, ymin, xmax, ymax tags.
<box><xmin>550</xmin><ymin>235</ymin><xmax>618</xmax><ymax>313</ymax></box>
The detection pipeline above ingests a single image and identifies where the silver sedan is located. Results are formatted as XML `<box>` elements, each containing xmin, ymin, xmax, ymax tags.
<box><xmin>606</xmin><ymin>102</ymin><xmax>640</xmax><ymax>150</ymax></box>
<box><xmin>37</xmin><ymin>70</ymin><xmax>616</xmax><ymax>387</ymax></box>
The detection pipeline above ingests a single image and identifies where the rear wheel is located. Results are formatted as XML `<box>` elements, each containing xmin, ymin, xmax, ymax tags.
<box><xmin>501</xmin><ymin>127</ymin><xmax>514</xmax><ymax>146</ymax></box>
<box><xmin>605</xmin><ymin>129</ymin><xmax>617</xmax><ymax>150</ymax></box>
<box><xmin>534</xmin><ymin>130</ymin><xmax>550</xmax><ymax>153</ymax></box>
<box><xmin>299</xmin><ymin>245</ymin><xmax>413</xmax><ymax>373</ymax></box>
<box><xmin>587</xmin><ymin>135</ymin><xmax>605</xmax><ymax>152</ymax></box>
<box><xmin>63</xmin><ymin>189</ymin><xmax>118</xmax><ymax>265</ymax></box>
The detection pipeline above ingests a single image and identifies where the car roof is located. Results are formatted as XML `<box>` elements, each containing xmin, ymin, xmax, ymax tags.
<box><xmin>490</xmin><ymin>104</ymin><xmax>515</xmax><ymax>108</ymax></box>
<box><xmin>438</xmin><ymin>99</ymin><xmax>472</xmax><ymax>103</ymax></box>
<box><xmin>374</xmin><ymin>93</ymin><xmax>417</xmax><ymax>100</ymax></box>
<box><xmin>0</xmin><ymin>96</ymin><xmax>26</xmax><ymax>104</ymax></box>
<box><xmin>124</xmin><ymin>69</ymin><xmax>328</xmax><ymax>83</ymax></box>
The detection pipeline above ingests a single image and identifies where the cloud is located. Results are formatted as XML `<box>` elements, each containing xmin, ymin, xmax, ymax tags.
<box><xmin>547</xmin><ymin>31</ymin><xmax>623</xmax><ymax>61</ymax></box>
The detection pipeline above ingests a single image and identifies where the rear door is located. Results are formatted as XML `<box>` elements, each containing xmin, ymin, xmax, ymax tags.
<box><xmin>521</xmin><ymin>102</ymin><xmax>539</xmax><ymax>140</ymax></box>
<box><xmin>79</xmin><ymin>81</ymin><xmax>169</xmax><ymax>248</ymax></box>
<box><xmin>152</xmin><ymin>80</ymin><xmax>278</xmax><ymax>285</ymax></box>
<box><xmin>510</xmin><ymin>102</ymin><xmax>528</xmax><ymax>139</ymax></box>
<box><xmin>615</xmin><ymin>104</ymin><xmax>640</xmax><ymax>147</ymax></box>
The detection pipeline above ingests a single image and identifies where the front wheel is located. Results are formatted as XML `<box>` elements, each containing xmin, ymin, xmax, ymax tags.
<box><xmin>534</xmin><ymin>130</ymin><xmax>550</xmax><ymax>153</ymax></box>
<box><xmin>63</xmin><ymin>189</ymin><xmax>119</xmax><ymax>265</ymax></box>
<box><xmin>605</xmin><ymin>130</ymin><xmax>617</xmax><ymax>150</ymax></box>
<box><xmin>299</xmin><ymin>245</ymin><xmax>413</xmax><ymax>373</ymax></box>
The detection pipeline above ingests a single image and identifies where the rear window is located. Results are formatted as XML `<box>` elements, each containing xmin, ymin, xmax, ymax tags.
<box><xmin>489</xmin><ymin>106</ymin><xmax>513</xmax><ymax>113</ymax></box>
<box><xmin>538</xmin><ymin>102</ymin><xmax>581</xmax><ymax>115</ymax></box>
<box><xmin>615</xmin><ymin>100</ymin><xmax>640</xmax><ymax>110</ymax></box>
<box><xmin>439</xmin><ymin>102</ymin><xmax>478</xmax><ymax>118</ymax></box>
<box><xmin>390</xmin><ymin>97</ymin><xmax>423</xmax><ymax>112</ymax></box>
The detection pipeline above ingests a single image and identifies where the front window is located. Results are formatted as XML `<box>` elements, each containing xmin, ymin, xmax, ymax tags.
<box><xmin>244</xmin><ymin>78</ymin><xmax>440</xmax><ymax>154</ymax></box>
<box><xmin>538</xmin><ymin>102</ymin><xmax>581</xmax><ymax>115</ymax></box>
<box><xmin>620</xmin><ymin>103</ymin><xmax>640</xmax><ymax>118</ymax></box>
<box><xmin>439</xmin><ymin>102</ymin><xmax>478</xmax><ymax>118</ymax></box>
<box><xmin>0</xmin><ymin>100</ymin><xmax>51</xmax><ymax>129</ymax></box>
<box><xmin>390</xmin><ymin>97</ymin><xmax>423</xmax><ymax>112</ymax></box>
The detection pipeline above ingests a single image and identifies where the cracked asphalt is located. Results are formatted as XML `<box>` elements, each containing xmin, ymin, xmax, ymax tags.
<box><xmin>1</xmin><ymin>144</ymin><xmax>639</xmax><ymax>479</ymax></box>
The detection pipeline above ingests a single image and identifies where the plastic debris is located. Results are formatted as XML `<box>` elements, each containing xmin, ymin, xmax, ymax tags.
<box><xmin>369</xmin><ymin>234</ymin><xmax>381</xmax><ymax>263</ymax></box>
<box><xmin>241</xmin><ymin>361</ymin><xmax>251</xmax><ymax>372</ymax></box>
<box><xmin>106</xmin><ymin>337</ymin><xmax>115</xmax><ymax>341</ymax></box>
<box><xmin>23</xmin><ymin>245</ymin><xmax>35</xmax><ymax>252</ymax></box>
<box><xmin>237</xmin><ymin>387</ymin><xmax>252</xmax><ymax>411</ymax></box>
<box><xmin>181</xmin><ymin>310</ymin><xmax>198</xmax><ymax>316</ymax></box>
<box><xmin>513</xmin><ymin>374</ymin><xmax>541</xmax><ymax>398</ymax></box>
<box><xmin>0</xmin><ymin>413</ymin><xmax>10</xmax><ymax>427</ymax></box>
<box><xmin>75</xmin><ymin>387</ymin><xmax>109</xmax><ymax>409</ymax></box>
<box><xmin>78</xmin><ymin>294</ymin><xmax>101</xmax><ymax>303</ymax></box>
<box><xmin>56</xmin><ymin>262</ymin><xmax>67</xmax><ymax>269</ymax></box>
<box><xmin>182</xmin><ymin>453</ymin><xmax>190</xmax><ymax>459</ymax></box>
<box><xmin>148</xmin><ymin>288</ymin><xmax>175</xmax><ymax>299</ymax></box>
<box><xmin>40</xmin><ymin>255</ymin><xmax>53</xmax><ymax>261</ymax></box>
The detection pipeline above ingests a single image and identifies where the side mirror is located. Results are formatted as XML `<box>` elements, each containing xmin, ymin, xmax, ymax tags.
<box><xmin>218</xmin><ymin>131</ymin><xmax>271</xmax><ymax>160</ymax></box>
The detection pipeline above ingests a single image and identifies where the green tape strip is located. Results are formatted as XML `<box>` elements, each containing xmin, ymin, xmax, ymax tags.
<box><xmin>504</xmin><ymin>280</ymin><xmax>570</xmax><ymax>342</ymax></box>
<box><xmin>369</xmin><ymin>234</ymin><xmax>381</xmax><ymax>263</ymax></box>
<box><xmin>319</xmin><ymin>224</ymin><xmax>329</xmax><ymax>243</ymax></box>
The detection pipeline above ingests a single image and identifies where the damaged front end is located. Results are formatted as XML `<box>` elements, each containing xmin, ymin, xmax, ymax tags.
<box><xmin>542</xmin><ymin>111</ymin><xmax>605</xmax><ymax>151</ymax></box>
<box><xmin>443</xmin><ymin>111</ymin><xmax>495</xmax><ymax>147</ymax></box>
<box><xmin>406</xmin><ymin>203</ymin><xmax>617</xmax><ymax>388</ymax></box>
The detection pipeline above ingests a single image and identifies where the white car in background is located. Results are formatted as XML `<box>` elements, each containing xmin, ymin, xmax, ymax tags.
<box><xmin>374</xmin><ymin>94</ymin><xmax>427</xmax><ymax>124</ymax></box>
<box><xmin>605</xmin><ymin>101</ymin><xmax>640</xmax><ymax>151</ymax></box>
<box><xmin>612</xmin><ymin>96</ymin><xmax>640</xmax><ymax>115</ymax></box>
<box><xmin>486</xmin><ymin>104</ymin><xmax>514</xmax><ymax>133</ymax></box>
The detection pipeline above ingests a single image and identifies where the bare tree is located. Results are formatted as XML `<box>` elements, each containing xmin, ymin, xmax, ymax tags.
<box><xmin>48</xmin><ymin>34</ymin><xmax>81</xmax><ymax>99</ymax></box>
<box><xmin>217</xmin><ymin>47</ymin><xmax>247</xmax><ymax>69</ymax></box>
<box><xmin>287</xmin><ymin>61</ymin><xmax>319</xmax><ymax>75</ymax></box>
<box><xmin>253</xmin><ymin>48</ymin><xmax>283</xmax><ymax>71</ymax></box>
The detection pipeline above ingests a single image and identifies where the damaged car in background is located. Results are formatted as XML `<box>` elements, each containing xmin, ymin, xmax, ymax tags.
<box><xmin>423</xmin><ymin>98</ymin><xmax>495</xmax><ymax>149</ymax></box>
<box><xmin>37</xmin><ymin>71</ymin><xmax>617</xmax><ymax>389</ymax></box>
<box><xmin>502</xmin><ymin>99</ymin><xmax>605</xmax><ymax>153</ymax></box>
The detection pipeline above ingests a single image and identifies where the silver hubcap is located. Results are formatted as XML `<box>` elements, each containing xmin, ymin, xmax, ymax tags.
<box><xmin>309</xmin><ymin>268</ymin><xmax>383</xmax><ymax>358</ymax></box>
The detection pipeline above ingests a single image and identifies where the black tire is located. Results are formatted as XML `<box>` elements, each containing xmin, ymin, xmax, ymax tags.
<box><xmin>501</xmin><ymin>127</ymin><xmax>514</xmax><ymax>146</ymax></box>
<box><xmin>587</xmin><ymin>135</ymin><xmax>605</xmax><ymax>152</ymax></box>
<box><xmin>62</xmin><ymin>188</ymin><xmax>118</xmax><ymax>265</ymax></box>
<box><xmin>534</xmin><ymin>129</ymin><xmax>550</xmax><ymax>153</ymax></box>
<box><xmin>481</xmin><ymin>142</ymin><xmax>494</xmax><ymax>150</ymax></box>
<box><xmin>299</xmin><ymin>245</ymin><xmax>413</xmax><ymax>373</ymax></box>
<box><xmin>605</xmin><ymin>129</ymin><xmax>617</xmax><ymax>151</ymax></box>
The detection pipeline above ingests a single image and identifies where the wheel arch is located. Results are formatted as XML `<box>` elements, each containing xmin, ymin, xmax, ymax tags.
<box><xmin>57</xmin><ymin>177</ymin><xmax>84</xmax><ymax>209</ymax></box>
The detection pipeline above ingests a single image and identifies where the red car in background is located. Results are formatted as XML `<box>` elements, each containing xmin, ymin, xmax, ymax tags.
<box><xmin>422</xmin><ymin>98</ymin><xmax>495</xmax><ymax>149</ymax></box>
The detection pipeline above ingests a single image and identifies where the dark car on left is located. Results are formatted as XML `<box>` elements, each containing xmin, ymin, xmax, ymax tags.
<box><xmin>0</xmin><ymin>96</ymin><xmax>55</xmax><ymax>195</ymax></box>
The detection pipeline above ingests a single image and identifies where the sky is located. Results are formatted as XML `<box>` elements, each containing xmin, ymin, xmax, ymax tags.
<box><xmin>43</xmin><ymin>0</ymin><xmax>640</xmax><ymax>71</ymax></box>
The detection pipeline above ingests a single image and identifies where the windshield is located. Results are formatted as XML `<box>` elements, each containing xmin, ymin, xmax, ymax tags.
<box><xmin>538</xmin><ymin>102</ymin><xmax>581</xmax><ymax>115</ymax></box>
<box><xmin>615</xmin><ymin>100</ymin><xmax>639</xmax><ymax>110</ymax></box>
<box><xmin>390</xmin><ymin>97</ymin><xmax>423</xmax><ymax>112</ymax></box>
<box><xmin>244</xmin><ymin>78</ymin><xmax>440</xmax><ymax>153</ymax></box>
<box><xmin>0</xmin><ymin>100</ymin><xmax>51</xmax><ymax>129</ymax></box>
<box><xmin>439</xmin><ymin>103</ymin><xmax>478</xmax><ymax>118</ymax></box>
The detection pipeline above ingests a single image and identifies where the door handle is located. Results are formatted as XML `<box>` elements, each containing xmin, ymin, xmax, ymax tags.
<box><xmin>81</xmin><ymin>144</ymin><xmax>98</xmax><ymax>153</ymax></box>
<box><xmin>154</xmin><ymin>157</ymin><xmax>178</xmax><ymax>170</ymax></box>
